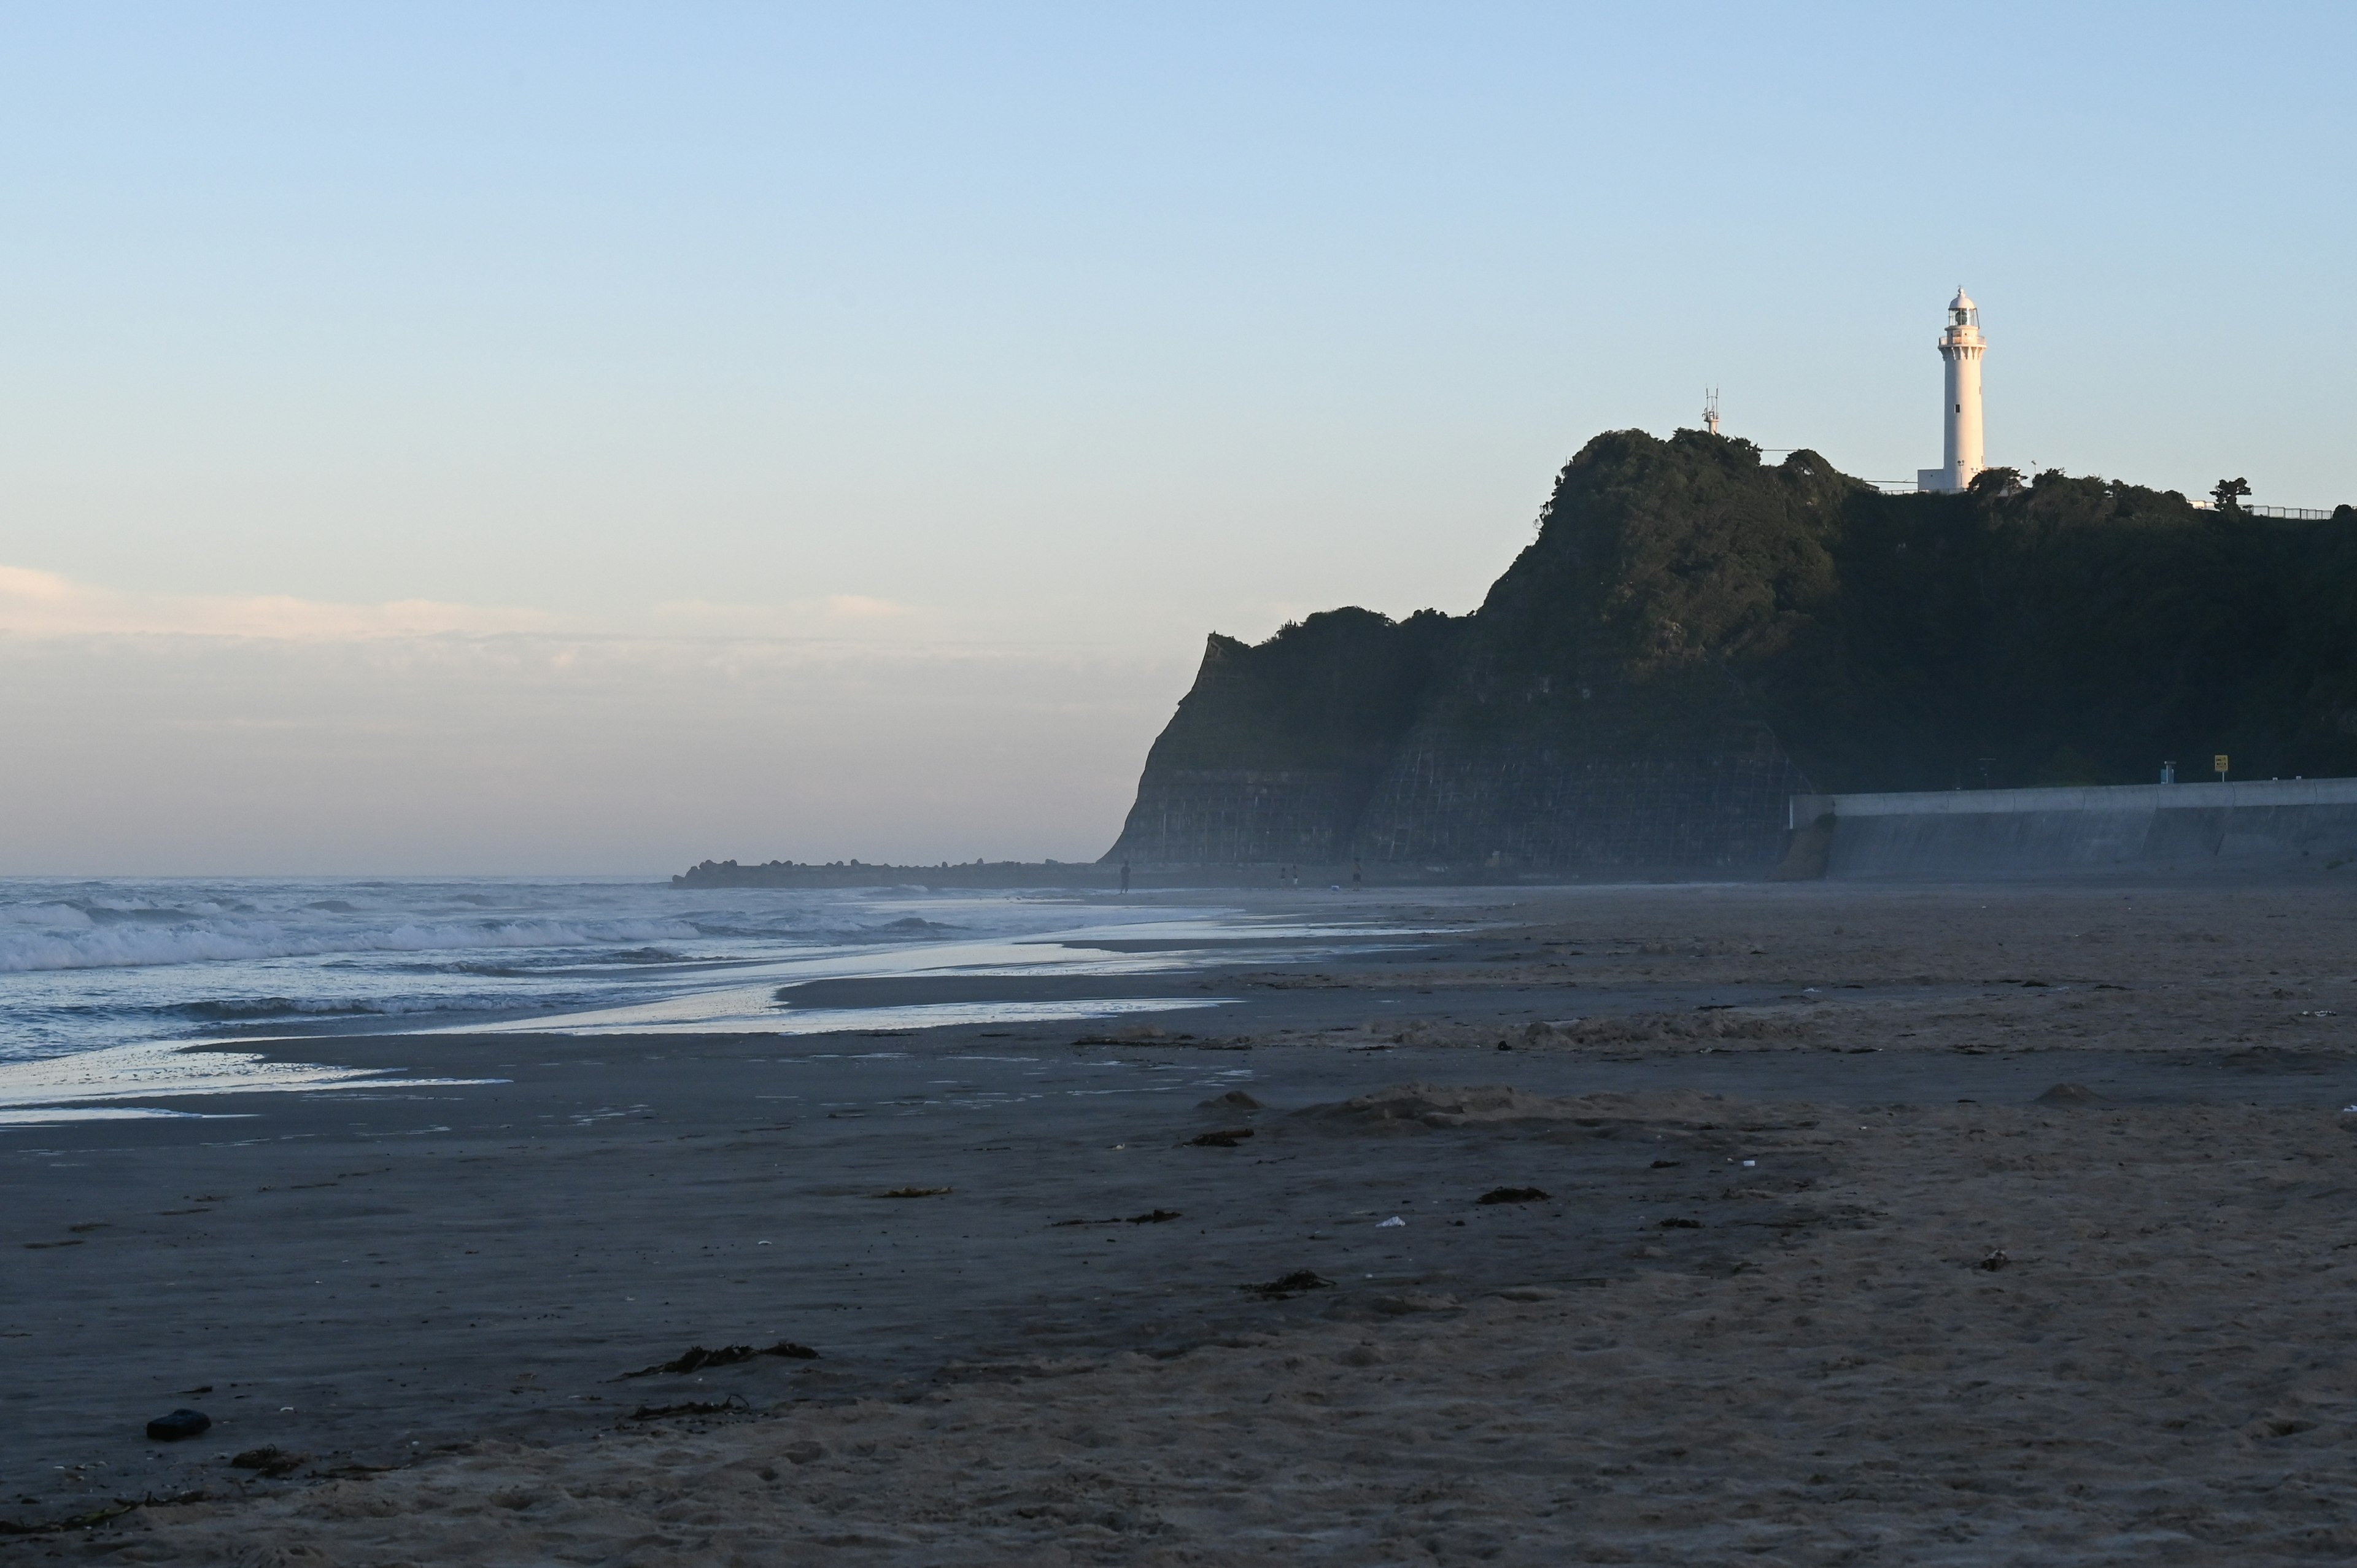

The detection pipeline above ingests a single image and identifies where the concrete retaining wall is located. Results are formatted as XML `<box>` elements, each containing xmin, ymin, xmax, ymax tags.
<box><xmin>1790</xmin><ymin>779</ymin><xmax>2357</xmax><ymax>878</ymax></box>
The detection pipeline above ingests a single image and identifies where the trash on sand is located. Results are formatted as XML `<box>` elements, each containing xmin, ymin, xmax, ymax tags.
<box><xmin>228</xmin><ymin>1447</ymin><xmax>304</xmax><ymax>1478</ymax></box>
<box><xmin>1477</xmin><ymin>1186</ymin><xmax>1552</xmax><ymax>1205</ymax></box>
<box><xmin>625</xmin><ymin>1394</ymin><xmax>751</xmax><ymax>1421</ymax></box>
<box><xmin>1242</xmin><ymin>1269</ymin><xmax>1334</xmax><ymax>1299</ymax></box>
<box><xmin>1741</xmin><ymin>1159</ymin><xmax>1756</xmax><ymax>1167</ymax></box>
<box><xmin>1376</xmin><ymin>1215</ymin><xmax>1406</xmax><ymax>1227</ymax></box>
<box><xmin>623</xmin><ymin>1342</ymin><xmax>819</xmax><ymax>1378</ymax></box>
<box><xmin>144</xmin><ymin>1410</ymin><xmax>210</xmax><ymax>1442</ymax></box>
<box><xmin>1977</xmin><ymin>1249</ymin><xmax>2011</xmax><ymax>1272</ymax></box>
<box><xmin>1188</xmin><ymin>1128</ymin><xmax>1254</xmax><ymax>1148</ymax></box>
<box><xmin>1657</xmin><ymin>1217</ymin><xmax>1703</xmax><ymax>1230</ymax></box>
<box><xmin>1198</xmin><ymin>1089</ymin><xmax>1264</xmax><ymax>1110</ymax></box>
<box><xmin>876</xmin><ymin>1185</ymin><xmax>952</xmax><ymax>1199</ymax></box>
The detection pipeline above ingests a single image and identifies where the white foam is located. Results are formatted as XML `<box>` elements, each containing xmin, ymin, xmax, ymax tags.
<box><xmin>0</xmin><ymin>1039</ymin><xmax>501</xmax><ymax>1114</ymax></box>
<box><xmin>400</xmin><ymin>930</ymin><xmax>1225</xmax><ymax>1038</ymax></box>
<box><xmin>0</xmin><ymin>1106</ymin><xmax>240</xmax><ymax>1126</ymax></box>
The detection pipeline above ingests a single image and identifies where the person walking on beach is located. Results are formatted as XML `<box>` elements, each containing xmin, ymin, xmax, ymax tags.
<box><xmin>1351</xmin><ymin>859</ymin><xmax>1363</xmax><ymax>891</ymax></box>
<box><xmin>1120</xmin><ymin>861</ymin><xmax>1131</xmax><ymax>894</ymax></box>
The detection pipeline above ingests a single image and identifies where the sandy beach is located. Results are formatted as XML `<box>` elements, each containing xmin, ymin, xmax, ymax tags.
<box><xmin>10</xmin><ymin>875</ymin><xmax>2357</xmax><ymax>1563</ymax></box>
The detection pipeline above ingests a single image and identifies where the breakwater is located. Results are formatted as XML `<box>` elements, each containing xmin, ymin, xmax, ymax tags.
<box><xmin>1789</xmin><ymin>778</ymin><xmax>2357</xmax><ymax>878</ymax></box>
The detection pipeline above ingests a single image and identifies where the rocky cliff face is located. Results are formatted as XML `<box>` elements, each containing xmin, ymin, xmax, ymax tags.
<box><xmin>1105</xmin><ymin>606</ymin><xmax>1460</xmax><ymax>865</ymax></box>
<box><xmin>1105</xmin><ymin>428</ymin><xmax>2357</xmax><ymax>872</ymax></box>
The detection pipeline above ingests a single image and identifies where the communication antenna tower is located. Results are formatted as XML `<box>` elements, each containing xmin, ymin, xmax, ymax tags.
<box><xmin>1703</xmin><ymin>387</ymin><xmax>1721</xmax><ymax>436</ymax></box>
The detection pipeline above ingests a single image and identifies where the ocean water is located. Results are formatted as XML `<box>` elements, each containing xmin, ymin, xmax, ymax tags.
<box><xmin>0</xmin><ymin>876</ymin><xmax>1389</xmax><ymax>1122</ymax></box>
<box><xmin>0</xmin><ymin>876</ymin><xmax>1228</xmax><ymax>1061</ymax></box>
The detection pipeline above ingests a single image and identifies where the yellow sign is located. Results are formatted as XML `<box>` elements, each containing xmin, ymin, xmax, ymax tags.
<box><xmin>2213</xmin><ymin>754</ymin><xmax>2229</xmax><ymax>774</ymax></box>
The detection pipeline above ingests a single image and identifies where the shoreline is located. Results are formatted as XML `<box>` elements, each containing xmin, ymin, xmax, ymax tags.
<box><xmin>10</xmin><ymin>878</ymin><xmax>2357</xmax><ymax>1561</ymax></box>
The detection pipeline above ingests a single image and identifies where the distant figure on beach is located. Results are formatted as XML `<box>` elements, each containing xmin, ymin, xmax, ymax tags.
<box><xmin>1351</xmin><ymin>859</ymin><xmax>1363</xmax><ymax>890</ymax></box>
<box><xmin>1120</xmin><ymin>861</ymin><xmax>1131</xmax><ymax>894</ymax></box>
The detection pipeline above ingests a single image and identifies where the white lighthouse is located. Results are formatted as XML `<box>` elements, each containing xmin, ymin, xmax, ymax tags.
<box><xmin>1916</xmin><ymin>287</ymin><xmax>1986</xmax><ymax>492</ymax></box>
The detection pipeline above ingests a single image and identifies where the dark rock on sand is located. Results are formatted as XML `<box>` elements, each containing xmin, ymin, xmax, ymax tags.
<box><xmin>145</xmin><ymin>1409</ymin><xmax>211</xmax><ymax>1441</ymax></box>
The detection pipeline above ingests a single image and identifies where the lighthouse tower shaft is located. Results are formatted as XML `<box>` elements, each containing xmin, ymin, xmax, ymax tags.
<box><xmin>1933</xmin><ymin>290</ymin><xmax>1985</xmax><ymax>491</ymax></box>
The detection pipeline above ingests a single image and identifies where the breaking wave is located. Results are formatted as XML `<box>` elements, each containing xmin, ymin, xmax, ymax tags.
<box><xmin>167</xmin><ymin>994</ymin><xmax>521</xmax><ymax>1021</ymax></box>
<box><xmin>0</xmin><ymin>917</ymin><xmax>702</xmax><ymax>975</ymax></box>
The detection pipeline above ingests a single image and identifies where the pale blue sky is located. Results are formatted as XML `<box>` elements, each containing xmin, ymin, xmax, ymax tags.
<box><xmin>2</xmin><ymin>3</ymin><xmax>2350</xmax><ymax>871</ymax></box>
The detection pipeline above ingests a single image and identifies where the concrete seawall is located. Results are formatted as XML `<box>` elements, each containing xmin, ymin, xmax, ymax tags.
<box><xmin>1788</xmin><ymin>779</ymin><xmax>2357</xmax><ymax>878</ymax></box>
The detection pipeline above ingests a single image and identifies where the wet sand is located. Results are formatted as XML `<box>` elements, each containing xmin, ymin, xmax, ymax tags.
<box><xmin>9</xmin><ymin>876</ymin><xmax>2357</xmax><ymax>1563</ymax></box>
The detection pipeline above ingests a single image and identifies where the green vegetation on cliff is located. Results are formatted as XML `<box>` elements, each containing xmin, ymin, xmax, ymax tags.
<box><xmin>1489</xmin><ymin>428</ymin><xmax>2357</xmax><ymax>790</ymax></box>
